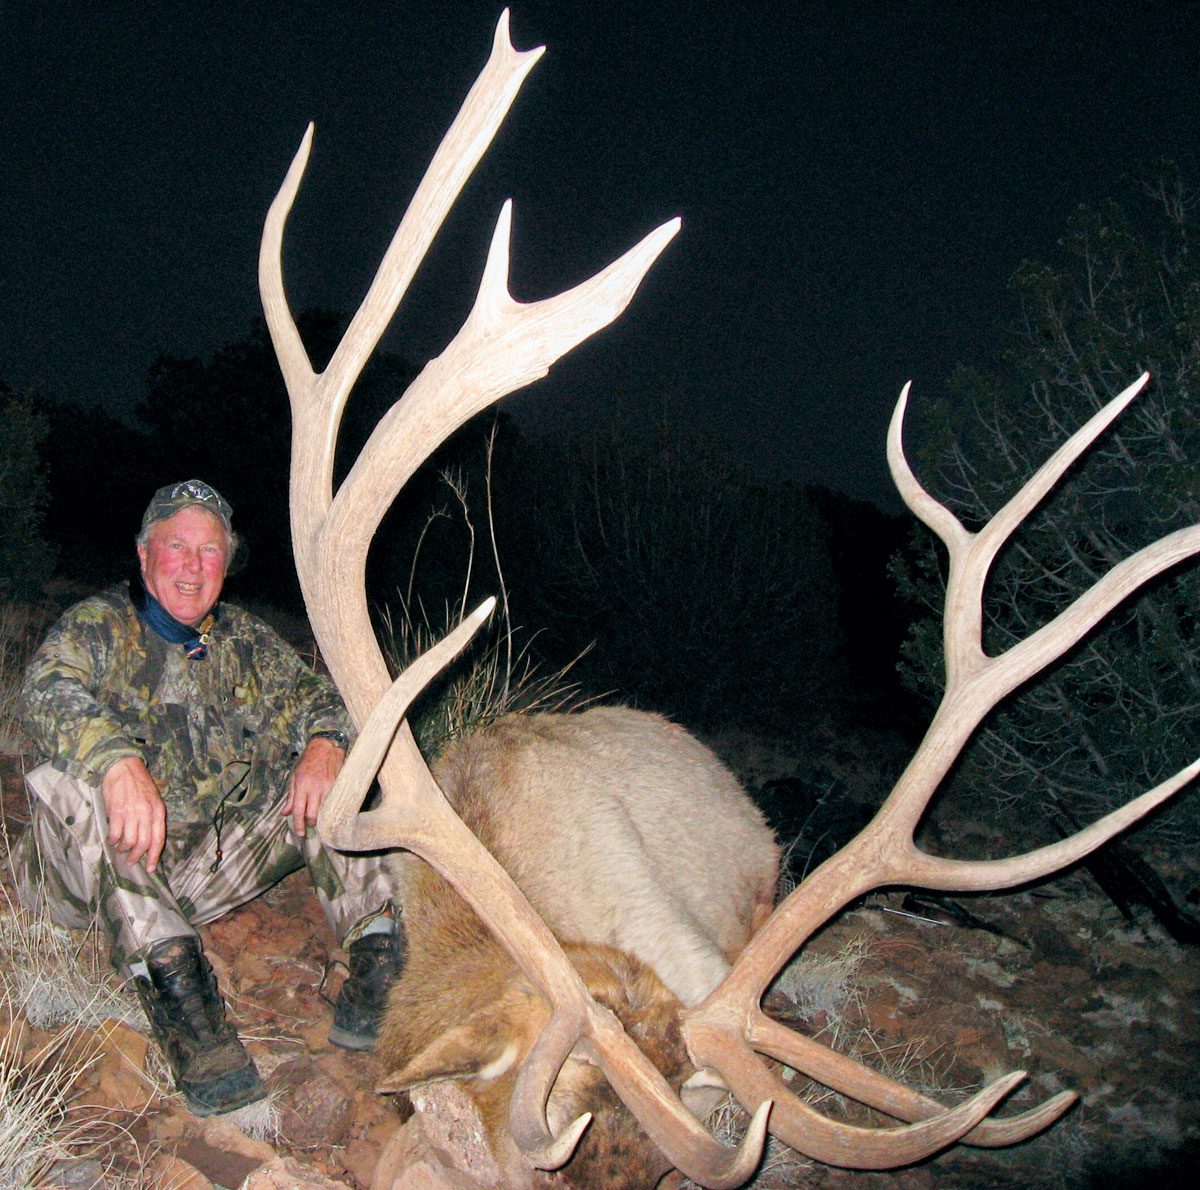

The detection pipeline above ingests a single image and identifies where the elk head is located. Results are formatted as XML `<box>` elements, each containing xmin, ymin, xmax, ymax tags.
<box><xmin>259</xmin><ymin>10</ymin><xmax>1200</xmax><ymax>1185</ymax></box>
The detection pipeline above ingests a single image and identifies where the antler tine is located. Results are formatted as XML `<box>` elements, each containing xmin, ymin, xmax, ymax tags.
<box><xmin>972</xmin><ymin>373</ymin><xmax>1150</xmax><ymax>580</ymax></box>
<box><xmin>259</xmin><ymin>122</ymin><xmax>317</xmax><ymax>409</ymax></box>
<box><xmin>505</xmin><ymin>993</ymin><xmax>771</xmax><ymax>1183</ymax></box>
<box><xmin>321</xmin><ymin>11</ymin><xmax>543</xmax><ymax>414</ymax></box>
<box><xmin>691</xmin><ymin>1020</ymin><xmax>1028</xmax><ymax>1169</ymax></box>
<box><xmin>903</xmin><ymin>752</ymin><xmax>1200</xmax><ymax>891</ymax></box>
<box><xmin>587</xmin><ymin>1015</ymin><xmax>772</xmax><ymax>1189</ymax></box>
<box><xmin>317</xmin><ymin>597</ymin><xmax>495</xmax><ymax>851</ymax></box>
<box><xmin>321</xmin><ymin>200</ymin><xmax>681</xmax><ymax>592</ymax></box>
<box><xmin>260</xmin><ymin>12</ymin><xmax>543</xmax><ymax>549</ymax></box>
<box><xmin>749</xmin><ymin>1013</ymin><xmax>1076</xmax><ymax>1148</ymax></box>
<box><xmin>889</xmin><ymin>372</ymin><xmax>1153</xmax><ymax>688</ymax></box>
<box><xmin>887</xmin><ymin>381</ymin><xmax>971</xmax><ymax>554</ymax></box>
<box><xmin>509</xmin><ymin>1006</ymin><xmax>594</xmax><ymax>1168</ymax></box>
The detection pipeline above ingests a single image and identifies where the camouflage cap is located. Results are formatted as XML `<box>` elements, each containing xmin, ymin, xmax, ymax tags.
<box><xmin>140</xmin><ymin>479</ymin><xmax>233</xmax><ymax>537</ymax></box>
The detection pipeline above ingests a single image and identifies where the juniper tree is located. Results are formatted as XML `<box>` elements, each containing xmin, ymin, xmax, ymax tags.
<box><xmin>895</xmin><ymin>166</ymin><xmax>1200</xmax><ymax>847</ymax></box>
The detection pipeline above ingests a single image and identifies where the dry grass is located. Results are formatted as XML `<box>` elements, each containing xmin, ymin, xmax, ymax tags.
<box><xmin>0</xmin><ymin>879</ymin><xmax>142</xmax><ymax>1036</ymax></box>
<box><xmin>0</xmin><ymin>848</ymin><xmax>169</xmax><ymax>1185</ymax></box>
<box><xmin>0</xmin><ymin>932</ymin><xmax>159</xmax><ymax>1190</ymax></box>
<box><xmin>0</xmin><ymin>600</ymin><xmax>47</xmax><ymax>754</ymax></box>
<box><xmin>0</xmin><ymin>1004</ymin><xmax>106</xmax><ymax>1189</ymax></box>
<box><xmin>771</xmin><ymin>935</ymin><xmax>870</xmax><ymax>1037</ymax></box>
<box><xmin>380</xmin><ymin>597</ymin><xmax>593</xmax><ymax>759</ymax></box>
<box><xmin>223</xmin><ymin>1091</ymin><xmax>282</xmax><ymax>1144</ymax></box>
<box><xmin>378</xmin><ymin>452</ymin><xmax>598</xmax><ymax>757</ymax></box>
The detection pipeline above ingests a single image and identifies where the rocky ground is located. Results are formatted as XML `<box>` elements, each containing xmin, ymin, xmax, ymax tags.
<box><xmin>2</xmin><ymin>741</ymin><xmax>1198</xmax><ymax>1189</ymax></box>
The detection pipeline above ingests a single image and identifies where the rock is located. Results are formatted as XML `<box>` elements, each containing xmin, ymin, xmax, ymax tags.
<box><xmin>335</xmin><ymin>1101</ymin><xmax>404</xmax><ymax>1185</ymax></box>
<box><xmin>93</xmin><ymin>1019</ymin><xmax>149</xmax><ymax>1069</ymax></box>
<box><xmin>206</xmin><ymin>912</ymin><xmax>254</xmax><ymax>954</ymax></box>
<box><xmin>232</xmin><ymin>948</ymin><xmax>276</xmax><ymax>985</ymax></box>
<box><xmin>369</xmin><ymin>1081</ymin><xmax>517</xmax><ymax>1189</ymax></box>
<box><xmin>198</xmin><ymin>1113</ymin><xmax>280</xmax><ymax>1162</ymax></box>
<box><xmin>174</xmin><ymin>1134</ymin><xmax>264</xmax><ymax>1189</ymax></box>
<box><xmin>149</xmin><ymin>1111</ymin><xmax>190</xmax><ymax>1145</ymax></box>
<box><xmin>262</xmin><ymin>912</ymin><xmax>319</xmax><ymax>956</ymax></box>
<box><xmin>372</xmin><ymin>1121</ymin><xmax>501</xmax><ymax>1190</ymax></box>
<box><xmin>338</xmin><ymin>1135</ymin><xmax>383</xmax><ymax>1188</ymax></box>
<box><xmin>254</xmin><ymin>1041</ymin><xmax>308</xmax><ymax>1080</ymax></box>
<box><xmin>95</xmin><ymin>1061</ymin><xmax>156</xmax><ymax>1112</ymax></box>
<box><xmin>36</xmin><ymin>1159</ymin><xmax>108</xmax><ymax>1189</ymax></box>
<box><xmin>1</xmin><ymin>1009</ymin><xmax>27</xmax><ymax>1051</ymax></box>
<box><xmin>145</xmin><ymin>1154</ymin><xmax>214</xmax><ymax>1189</ymax></box>
<box><xmin>87</xmin><ymin>1019</ymin><xmax>156</xmax><ymax>1112</ymax></box>
<box><xmin>273</xmin><ymin>1056</ymin><xmax>355</xmax><ymax>1148</ymax></box>
<box><xmin>299</xmin><ymin>1017</ymin><xmax>335</xmax><ymax>1050</ymax></box>
<box><xmin>239</xmin><ymin>1155</ymin><xmax>350</xmax><ymax>1188</ymax></box>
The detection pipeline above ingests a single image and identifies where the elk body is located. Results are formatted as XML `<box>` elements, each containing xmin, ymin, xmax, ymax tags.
<box><xmin>259</xmin><ymin>11</ymin><xmax>1200</xmax><ymax>1188</ymax></box>
<box><xmin>377</xmin><ymin>707</ymin><xmax>779</xmax><ymax>1187</ymax></box>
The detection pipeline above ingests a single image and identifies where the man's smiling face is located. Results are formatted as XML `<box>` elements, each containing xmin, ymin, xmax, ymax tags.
<box><xmin>137</xmin><ymin>506</ymin><xmax>229</xmax><ymax>626</ymax></box>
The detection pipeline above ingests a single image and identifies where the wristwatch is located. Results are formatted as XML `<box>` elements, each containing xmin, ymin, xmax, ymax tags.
<box><xmin>310</xmin><ymin>729</ymin><xmax>351</xmax><ymax>750</ymax></box>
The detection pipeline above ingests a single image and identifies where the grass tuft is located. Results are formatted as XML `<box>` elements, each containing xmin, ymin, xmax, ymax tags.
<box><xmin>0</xmin><ymin>971</ymin><xmax>107</xmax><ymax>1189</ymax></box>
<box><xmin>771</xmin><ymin>935</ymin><xmax>870</xmax><ymax>1035</ymax></box>
<box><xmin>0</xmin><ymin>600</ymin><xmax>48</xmax><ymax>754</ymax></box>
<box><xmin>379</xmin><ymin>598</ymin><xmax>593</xmax><ymax>759</ymax></box>
<box><xmin>0</xmin><ymin>854</ymin><xmax>167</xmax><ymax>1184</ymax></box>
<box><xmin>0</xmin><ymin>886</ymin><xmax>142</xmax><ymax>1034</ymax></box>
<box><xmin>224</xmin><ymin>1091</ymin><xmax>282</xmax><ymax>1144</ymax></box>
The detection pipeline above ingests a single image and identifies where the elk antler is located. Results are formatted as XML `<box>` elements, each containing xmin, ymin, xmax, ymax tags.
<box><xmin>681</xmin><ymin>372</ymin><xmax>1200</xmax><ymax>1167</ymax></box>
<box><xmin>262</xmin><ymin>10</ymin><xmax>1200</xmax><ymax>1181</ymax></box>
<box><xmin>261</xmin><ymin>12</ymin><xmax>767</xmax><ymax>1187</ymax></box>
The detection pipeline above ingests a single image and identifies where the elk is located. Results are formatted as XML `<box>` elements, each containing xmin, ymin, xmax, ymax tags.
<box><xmin>258</xmin><ymin>10</ymin><xmax>1200</xmax><ymax>1187</ymax></box>
<box><xmin>378</xmin><ymin>707</ymin><xmax>779</xmax><ymax>1186</ymax></box>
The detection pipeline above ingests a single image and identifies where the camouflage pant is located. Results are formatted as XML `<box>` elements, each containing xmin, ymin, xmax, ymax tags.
<box><xmin>9</xmin><ymin>763</ymin><xmax>395</xmax><ymax>976</ymax></box>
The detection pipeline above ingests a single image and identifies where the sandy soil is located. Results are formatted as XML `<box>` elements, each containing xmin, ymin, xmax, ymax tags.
<box><xmin>2</xmin><ymin>743</ymin><xmax>1197</xmax><ymax>1189</ymax></box>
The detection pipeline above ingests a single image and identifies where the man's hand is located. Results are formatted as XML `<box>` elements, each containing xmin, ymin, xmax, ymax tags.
<box><xmin>283</xmin><ymin>736</ymin><xmax>345</xmax><ymax>838</ymax></box>
<box><xmin>101</xmin><ymin>756</ymin><xmax>167</xmax><ymax>873</ymax></box>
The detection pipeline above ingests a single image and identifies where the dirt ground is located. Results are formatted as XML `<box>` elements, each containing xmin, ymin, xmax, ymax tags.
<box><xmin>2</xmin><ymin>744</ymin><xmax>1197</xmax><ymax>1189</ymax></box>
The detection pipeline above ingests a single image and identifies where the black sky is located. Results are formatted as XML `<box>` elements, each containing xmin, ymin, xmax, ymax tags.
<box><xmin>3</xmin><ymin>1</ymin><xmax>1198</xmax><ymax>510</ymax></box>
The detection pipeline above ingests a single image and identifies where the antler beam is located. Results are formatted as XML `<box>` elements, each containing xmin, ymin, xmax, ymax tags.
<box><xmin>262</xmin><ymin>12</ymin><xmax>768</xmax><ymax>1184</ymax></box>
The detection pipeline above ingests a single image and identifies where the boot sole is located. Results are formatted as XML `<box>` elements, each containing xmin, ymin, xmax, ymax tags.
<box><xmin>327</xmin><ymin>1022</ymin><xmax>377</xmax><ymax>1052</ymax></box>
<box><xmin>180</xmin><ymin>1067</ymin><xmax>268</xmax><ymax>1116</ymax></box>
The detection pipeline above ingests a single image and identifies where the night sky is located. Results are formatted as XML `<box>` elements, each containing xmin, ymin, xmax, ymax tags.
<box><xmin>3</xmin><ymin>1</ymin><xmax>1198</xmax><ymax>511</ymax></box>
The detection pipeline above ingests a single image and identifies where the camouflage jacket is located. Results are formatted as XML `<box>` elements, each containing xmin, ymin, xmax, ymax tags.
<box><xmin>21</xmin><ymin>584</ymin><xmax>351</xmax><ymax>828</ymax></box>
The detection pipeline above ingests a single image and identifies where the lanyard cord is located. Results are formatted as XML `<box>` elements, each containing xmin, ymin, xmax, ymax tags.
<box><xmin>210</xmin><ymin>760</ymin><xmax>251</xmax><ymax>874</ymax></box>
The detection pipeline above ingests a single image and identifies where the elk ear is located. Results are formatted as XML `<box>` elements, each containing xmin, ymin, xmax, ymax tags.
<box><xmin>681</xmin><ymin>1067</ymin><xmax>728</xmax><ymax>1121</ymax></box>
<box><xmin>377</xmin><ymin>1025</ymin><xmax>521</xmax><ymax>1093</ymax></box>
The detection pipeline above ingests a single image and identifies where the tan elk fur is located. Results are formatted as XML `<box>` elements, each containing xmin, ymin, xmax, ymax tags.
<box><xmin>376</xmin><ymin>706</ymin><xmax>780</xmax><ymax>1187</ymax></box>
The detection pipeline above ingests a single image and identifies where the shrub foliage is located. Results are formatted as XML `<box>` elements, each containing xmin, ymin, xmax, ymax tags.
<box><xmin>895</xmin><ymin>165</ymin><xmax>1200</xmax><ymax>843</ymax></box>
<box><xmin>0</xmin><ymin>385</ymin><xmax>57</xmax><ymax>597</ymax></box>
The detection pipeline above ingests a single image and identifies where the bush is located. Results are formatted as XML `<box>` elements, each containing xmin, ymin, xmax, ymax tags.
<box><xmin>0</xmin><ymin>387</ymin><xmax>57</xmax><ymax>597</ymax></box>
<box><xmin>508</xmin><ymin>420</ymin><xmax>845</xmax><ymax>732</ymax></box>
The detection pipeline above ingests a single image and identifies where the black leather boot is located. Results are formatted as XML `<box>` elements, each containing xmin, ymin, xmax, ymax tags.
<box><xmin>328</xmin><ymin>923</ymin><xmax>405</xmax><ymax>1051</ymax></box>
<box><xmin>135</xmin><ymin>936</ymin><xmax>265</xmax><ymax>1116</ymax></box>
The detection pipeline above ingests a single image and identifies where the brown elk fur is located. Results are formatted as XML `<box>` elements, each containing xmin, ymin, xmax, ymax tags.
<box><xmin>376</xmin><ymin>706</ymin><xmax>780</xmax><ymax>1187</ymax></box>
